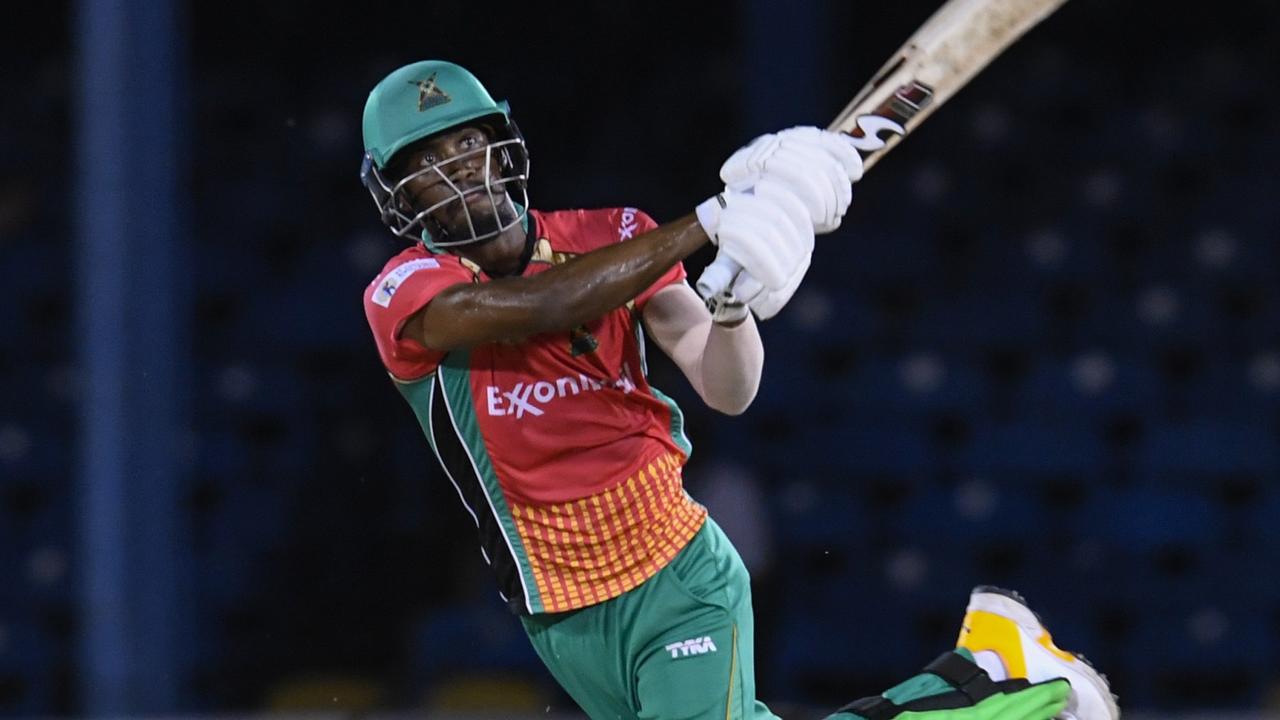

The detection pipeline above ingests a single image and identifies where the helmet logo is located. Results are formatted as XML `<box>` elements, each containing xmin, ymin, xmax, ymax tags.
<box><xmin>408</xmin><ymin>72</ymin><xmax>451</xmax><ymax>112</ymax></box>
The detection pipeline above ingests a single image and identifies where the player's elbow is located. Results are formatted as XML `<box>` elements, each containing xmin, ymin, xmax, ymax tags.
<box><xmin>698</xmin><ymin>349</ymin><xmax>763</xmax><ymax>416</ymax></box>
<box><xmin>710</xmin><ymin>400</ymin><xmax>752</xmax><ymax>417</ymax></box>
<box><xmin>510</xmin><ymin>282</ymin><xmax>592</xmax><ymax>336</ymax></box>
<box><xmin>703</xmin><ymin>386</ymin><xmax>758</xmax><ymax>416</ymax></box>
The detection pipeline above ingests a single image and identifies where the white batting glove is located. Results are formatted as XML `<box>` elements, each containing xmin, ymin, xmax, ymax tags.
<box><xmin>734</xmin><ymin>253</ymin><xmax>811</xmax><ymax>321</ymax></box>
<box><xmin>695</xmin><ymin>181</ymin><xmax>813</xmax><ymax>292</ymax></box>
<box><xmin>720</xmin><ymin>126</ymin><xmax>864</xmax><ymax>234</ymax></box>
<box><xmin>701</xmin><ymin>250</ymin><xmax>810</xmax><ymax>323</ymax></box>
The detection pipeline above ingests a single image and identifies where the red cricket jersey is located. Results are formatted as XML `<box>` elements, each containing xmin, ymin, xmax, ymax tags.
<box><xmin>364</xmin><ymin>208</ymin><xmax>707</xmax><ymax>614</ymax></box>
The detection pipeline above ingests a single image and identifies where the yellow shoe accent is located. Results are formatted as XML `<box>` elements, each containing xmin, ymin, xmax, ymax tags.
<box><xmin>957</xmin><ymin>608</ymin><xmax>1028</xmax><ymax>678</ymax></box>
<box><xmin>1038</xmin><ymin>628</ymin><xmax>1079</xmax><ymax>664</ymax></box>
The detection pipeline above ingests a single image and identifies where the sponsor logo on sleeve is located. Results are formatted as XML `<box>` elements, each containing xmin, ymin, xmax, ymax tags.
<box><xmin>371</xmin><ymin>258</ymin><xmax>439</xmax><ymax>308</ymax></box>
<box><xmin>617</xmin><ymin>207</ymin><xmax>640</xmax><ymax>241</ymax></box>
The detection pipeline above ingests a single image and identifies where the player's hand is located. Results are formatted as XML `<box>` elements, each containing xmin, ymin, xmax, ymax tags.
<box><xmin>720</xmin><ymin>126</ymin><xmax>864</xmax><ymax>234</ymax></box>
<box><xmin>695</xmin><ymin>182</ymin><xmax>813</xmax><ymax>292</ymax></box>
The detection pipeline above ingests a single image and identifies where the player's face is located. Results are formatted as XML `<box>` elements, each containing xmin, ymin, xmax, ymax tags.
<box><xmin>393</xmin><ymin>124</ymin><xmax>514</xmax><ymax>238</ymax></box>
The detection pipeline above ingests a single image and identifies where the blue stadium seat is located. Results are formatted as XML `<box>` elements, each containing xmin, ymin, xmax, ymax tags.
<box><xmin>958</xmin><ymin>421</ymin><xmax>1105</xmax><ymax>477</ymax></box>
<box><xmin>911</xmin><ymin>295</ymin><xmax>1042</xmax><ymax>348</ymax></box>
<box><xmin>407</xmin><ymin>602</ymin><xmax>541</xmax><ymax>687</ymax></box>
<box><xmin>0</xmin><ymin>621</ymin><xmax>51</xmax><ymax>715</ymax></box>
<box><xmin>1160</xmin><ymin>356</ymin><xmax>1255</xmax><ymax>418</ymax></box>
<box><xmin>783</xmin><ymin>424</ymin><xmax>937</xmax><ymax>478</ymax></box>
<box><xmin>1015</xmin><ymin>356</ymin><xmax>1160</xmax><ymax>422</ymax></box>
<box><xmin>775</xmin><ymin>579</ymin><xmax>921</xmax><ymax>699</ymax></box>
<box><xmin>1076</xmin><ymin>486</ymin><xmax>1218</xmax><ymax>551</ymax></box>
<box><xmin>838</xmin><ymin>356</ymin><xmax>987</xmax><ymax>418</ymax></box>
<box><xmin>196</xmin><ymin>429</ymin><xmax>249</xmax><ymax>478</ymax></box>
<box><xmin>1117</xmin><ymin>600</ymin><xmax>1271</xmax><ymax>706</ymax></box>
<box><xmin>771</xmin><ymin>480</ymin><xmax>866</xmax><ymax>551</ymax></box>
<box><xmin>837</xmin><ymin>220</ymin><xmax>940</xmax><ymax>284</ymax></box>
<box><xmin>900</xmin><ymin>478</ymin><xmax>1043</xmax><ymax>541</ymax></box>
<box><xmin>1138</xmin><ymin>420</ymin><xmax>1279</xmax><ymax>481</ymax></box>
<box><xmin>197</xmin><ymin>241</ymin><xmax>264</xmax><ymax>290</ymax></box>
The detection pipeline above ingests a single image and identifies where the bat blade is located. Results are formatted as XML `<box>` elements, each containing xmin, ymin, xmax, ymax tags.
<box><xmin>696</xmin><ymin>0</ymin><xmax>1071</xmax><ymax>300</ymax></box>
<box><xmin>831</xmin><ymin>0</ymin><xmax>1070</xmax><ymax>172</ymax></box>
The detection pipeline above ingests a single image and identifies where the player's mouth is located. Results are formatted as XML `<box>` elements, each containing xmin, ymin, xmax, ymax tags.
<box><xmin>454</xmin><ymin>183</ymin><xmax>508</xmax><ymax>210</ymax></box>
<box><xmin>437</xmin><ymin>186</ymin><xmax>508</xmax><ymax>226</ymax></box>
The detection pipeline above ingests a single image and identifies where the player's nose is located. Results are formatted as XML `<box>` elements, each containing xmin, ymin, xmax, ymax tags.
<box><xmin>447</xmin><ymin>155</ymin><xmax>491</xmax><ymax>188</ymax></box>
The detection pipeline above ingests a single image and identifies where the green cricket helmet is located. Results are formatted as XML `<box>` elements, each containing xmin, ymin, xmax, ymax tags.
<box><xmin>360</xmin><ymin>60</ymin><xmax>530</xmax><ymax>249</ymax></box>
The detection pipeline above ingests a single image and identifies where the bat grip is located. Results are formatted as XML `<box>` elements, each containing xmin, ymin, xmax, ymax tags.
<box><xmin>695</xmin><ymin>254</ymin><xmax>743</xmax><ymax>299</ymax></box>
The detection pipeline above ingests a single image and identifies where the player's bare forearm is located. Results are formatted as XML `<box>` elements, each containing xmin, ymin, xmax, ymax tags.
<box><xmin>408</xmin><ymin>213</ymin><xmax>707</xmax><ymax>350</ymax></box>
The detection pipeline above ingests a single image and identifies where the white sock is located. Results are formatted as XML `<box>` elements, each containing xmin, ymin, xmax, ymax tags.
<box><xmin>972</xmin><ymin>650</ymin><xmax>1009</xmax><ymax>681</ymax></box>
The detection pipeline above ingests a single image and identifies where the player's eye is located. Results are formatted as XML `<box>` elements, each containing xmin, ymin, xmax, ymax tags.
<box><xmin>461</xmin><ymin>134</ymin><xmax>481</xmax><ymax>150</ymax></box>
<box><xmin>419</xmin><ymin>152</ymin><xmax>438</xmax><ymax>167</ymax></box>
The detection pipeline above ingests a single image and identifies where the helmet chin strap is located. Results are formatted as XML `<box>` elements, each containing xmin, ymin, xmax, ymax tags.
<box><xmin>509</xmin><ymin>208</ymin><xmax>538</xmax><ymax>277</ymax></box>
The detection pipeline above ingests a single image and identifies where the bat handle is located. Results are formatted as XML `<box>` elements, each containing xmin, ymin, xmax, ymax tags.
<box><xmin>695</xmin><ymin>254</ymin><xmax>743</xmax><ymax>299</ymax></box>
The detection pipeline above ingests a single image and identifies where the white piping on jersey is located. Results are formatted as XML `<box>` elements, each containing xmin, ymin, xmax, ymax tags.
<box><xmin>437</xmin><ymin>369</ymin><xmax>535</xmax><ymax>613</ymax></box>
<box><xmin>422</xmin><ymin>377</ymin><xmax>491</xmax><ymax>567</ymax></box>
<box><xmin>634</xmin><ymin>318</ymin><xmax>649</xmax><ymax>377</ymax></box>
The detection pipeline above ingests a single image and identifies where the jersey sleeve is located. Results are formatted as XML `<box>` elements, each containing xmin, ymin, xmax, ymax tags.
<box><xmin>616</xmin><ymin>208</ymin><xmax>687</xmax><ymax>310</ymax></box>
<box><xmin>363</xmin><ymin>254</ymin><xmax>475</xmax><ymax>381</ymax></box>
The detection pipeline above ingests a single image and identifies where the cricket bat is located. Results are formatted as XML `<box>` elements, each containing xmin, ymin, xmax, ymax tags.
<box><xmin>697</xmin><ymin>0</ymin><xmax>1071</xmax><ymax>299</ymax></box>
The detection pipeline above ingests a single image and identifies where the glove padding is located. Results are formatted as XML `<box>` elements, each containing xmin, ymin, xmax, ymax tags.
<box><xmin>828</xmin><ymin>651</ymin><xmax>1071</xmax><ymax>720</ymax></box>
<box><xmin>733</xmin><ymin>252</ymin><xmax>810</xmax><ymax>321</ymax></box>
<box><xmin>695</xmin><ymin>182</ymin><xmax>813</xmax><ymax>292</ymax></box>
<box><xmin>701</xmin><ymin>250</ymin><xmax>809</xmax><ymax>323</ymax></box>
<box><xmin>720</xmin><ymin>125</ymin><xmax>864</xmax><ymax>234</ymax></box>
<box><xmin>893</xmin><ymin>681</ymin><xmax>1071</xmax><ymax>720</ymax></box>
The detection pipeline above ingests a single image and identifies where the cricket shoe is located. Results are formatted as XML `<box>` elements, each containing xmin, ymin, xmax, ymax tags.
<box><xmin>956</xmin><ymin>586</ymin><xmax>1119</xmax><ymax>720</ymax></box>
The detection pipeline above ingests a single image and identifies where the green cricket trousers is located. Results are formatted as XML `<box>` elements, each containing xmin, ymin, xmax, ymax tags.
<box><xmin>521</xmin><ymin>516</ymin><xmax>779</xmax><ymax>720</ymax></box>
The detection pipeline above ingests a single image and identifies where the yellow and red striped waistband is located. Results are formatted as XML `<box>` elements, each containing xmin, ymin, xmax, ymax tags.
<box><xmin>508</xmin><ymin>452</ymin><xmax>706</xmax><ymax>613</ymax></box>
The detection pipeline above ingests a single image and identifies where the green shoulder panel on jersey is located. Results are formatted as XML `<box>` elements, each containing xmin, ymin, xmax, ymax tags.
<box><xmin>434</xmin><ymin>351</ymin><xmax>545</xmax><ymax>614</ymax></box>
<box><xmin>633</xmin><ymin>318</ymin><xmax>693</xmax><ymax>458</ymax></box>
<box><xmin>392</xmin><ymin>373</ymin><xmax>439</xmax><ymax>455</ymax></box>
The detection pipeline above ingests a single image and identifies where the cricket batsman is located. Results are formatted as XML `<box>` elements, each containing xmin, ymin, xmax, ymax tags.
<box><xmin>360</xmin><ymin>60</ymin><xmax>1119</xmax><ymax>720</ymax></box>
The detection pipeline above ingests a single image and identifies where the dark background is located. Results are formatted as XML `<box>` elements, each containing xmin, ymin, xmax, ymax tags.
<box><xmin>3</xmin><ymin>0</ymin><xmax>1280</xmax><ymax>716</ymax></box>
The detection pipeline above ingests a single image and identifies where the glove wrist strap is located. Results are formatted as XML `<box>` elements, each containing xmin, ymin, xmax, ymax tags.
<box><xmin>695</xmin><ymin>193</ymin><xmax>728</xmax><ymax>241</ymax></box>
<box><xmin>832</xmin><ymin>651</ymin><xmax>1034</xmax><ymax>720</ymax></box>
<box><xmin>705</xmin><ymin>289</ymin><xmax>749</xmax><ymax>325</ymax></box>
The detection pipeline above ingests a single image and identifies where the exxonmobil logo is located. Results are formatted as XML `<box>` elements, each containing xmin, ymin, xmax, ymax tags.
<box><xmin>485</xmin><ymin>364</ymin><xmax>637</xmax><ymax>418</ymax></box>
